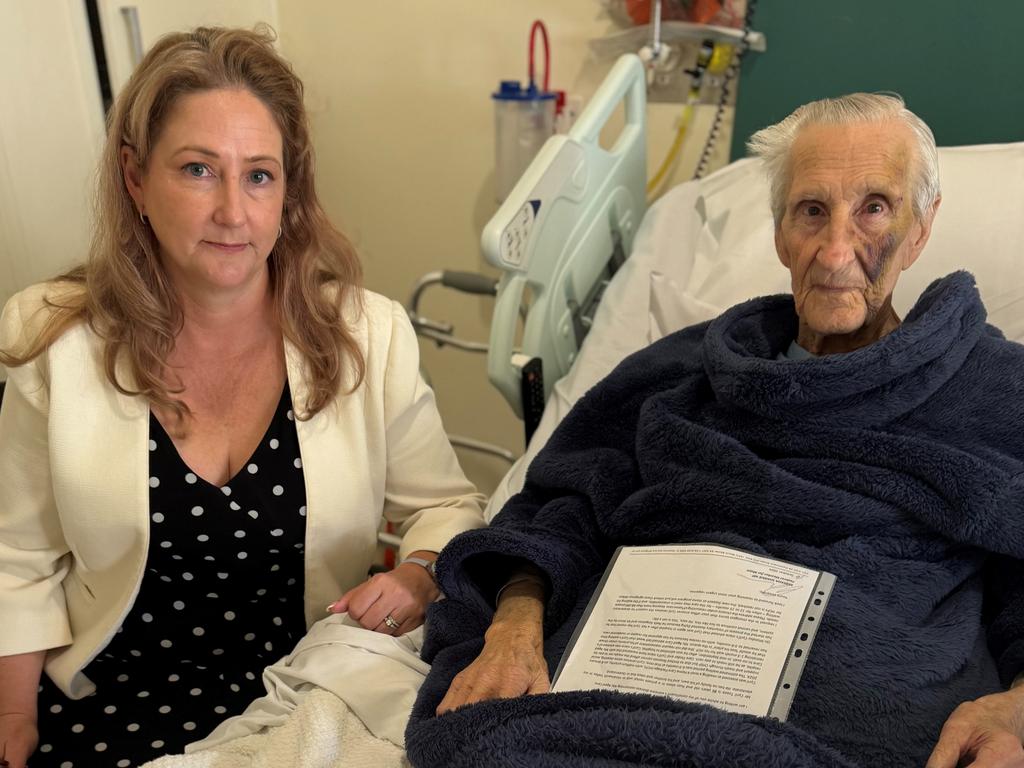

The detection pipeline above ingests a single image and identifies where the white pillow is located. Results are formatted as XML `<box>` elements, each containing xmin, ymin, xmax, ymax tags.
<box><xmin>651</xmin><ymin>143</ymin><xmax>1024</xmax><ymax>343</ymax></box>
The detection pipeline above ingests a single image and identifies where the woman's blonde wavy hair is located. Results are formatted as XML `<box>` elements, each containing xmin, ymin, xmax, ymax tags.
<box><xmin>1</xmin><ymin>25</ymin><xmax>364</xmax><ymax>424</ymax></box>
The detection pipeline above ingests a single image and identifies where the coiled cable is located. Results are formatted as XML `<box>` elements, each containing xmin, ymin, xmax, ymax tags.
<box><xmin>693</xmin><ymin>0</ymin><xmax>759</xmax><ymax>179</ymax></box>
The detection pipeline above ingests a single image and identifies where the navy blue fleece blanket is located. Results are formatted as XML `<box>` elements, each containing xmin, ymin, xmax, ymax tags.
<box><xmin>406</xmin><ymin>272</ymin><xmax>1024</xmax><ymax>768</ymax></box>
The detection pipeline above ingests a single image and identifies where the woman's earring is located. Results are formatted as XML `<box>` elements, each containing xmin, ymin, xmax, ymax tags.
<box><xmin>277</xmin><ymin>226</ymin><xmax>283</xmax><ymax>239</ymax></box>
<box><xmin>139</xmin><ymin>210</ymin><xmax>147</xmax><ymax>225</ymax></box>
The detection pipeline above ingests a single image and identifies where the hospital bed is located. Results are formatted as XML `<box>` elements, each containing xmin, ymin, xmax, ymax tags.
<box><xmin>149</xmin><ymin>53</ymin><xmax>1024</xmax><ymax>768</ymax></box>
<box><xmin>483</xmin><ymin>52</ymin><xmax>1024</xmax><ymax>520</ymax></box>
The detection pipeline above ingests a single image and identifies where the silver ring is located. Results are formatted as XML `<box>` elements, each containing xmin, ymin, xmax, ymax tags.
<box><xmin>383</xmin><ymin>614</ymin><xmax>400</xmax><ymax>630</ymax></box>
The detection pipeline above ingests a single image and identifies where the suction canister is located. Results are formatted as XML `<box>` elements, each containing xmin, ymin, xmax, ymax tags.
<box><xmin>492</xmin><ymin>80</ymin><xmax>556</xmax><ymax>203</ymax></box>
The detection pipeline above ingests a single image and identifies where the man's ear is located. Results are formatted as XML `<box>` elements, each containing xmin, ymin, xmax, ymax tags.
<box><xmin>903</xmin><ymin>195</ymin><xmax>941</xmax><ymax>270</ymax></box>
<box><xmin>120</xmin><ymin>145</ymin><xmax>146</xmax><ymax>215</ymax></box>
<box><xmin>775</xmin><ymin>226</ymin><xmax>791</xmax><ymax>268</ymax></box>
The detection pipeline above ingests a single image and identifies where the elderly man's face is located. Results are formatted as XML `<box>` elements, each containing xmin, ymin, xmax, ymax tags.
<box><xmin>774</xmin><ymin>121</ymin><xmax>938</xmax><ymax>353</ymax></box>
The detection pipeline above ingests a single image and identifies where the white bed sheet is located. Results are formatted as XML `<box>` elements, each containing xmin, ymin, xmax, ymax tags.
<box><xmin>486</xmin><ymin>142</ymin><xmax>1024</xmax><ymax>520</ymax></box>
<box><xmin>141</xmin><ymin>614</ymin><xmax>421</xmax><ymax>766</ymax></box>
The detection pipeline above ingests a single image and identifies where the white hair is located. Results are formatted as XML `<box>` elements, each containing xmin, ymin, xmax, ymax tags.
<box><xmin>746</xmin><ymin>93</ymin><xmax>940</xmax><ymax>225</ymax></box>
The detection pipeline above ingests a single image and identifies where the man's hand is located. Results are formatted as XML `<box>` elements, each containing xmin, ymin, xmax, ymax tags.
<box><xmin>328</xmin><ymin>551</ymin><xmax>439</xmax><ymax>635</ymax></box>
<box><xmin>927</xmin><ymin>687</ymin><xmax>1024</xmax><ymax>768</ymax></box>
<box><xmin>0</xmin><ymin>712</ymin><xmax>39</xmax><ymax>768</ymax></box>
<box><xmin>437</xmin><ymin>582</ymin><xmax>548</xmax><ymax>714</ymax></box>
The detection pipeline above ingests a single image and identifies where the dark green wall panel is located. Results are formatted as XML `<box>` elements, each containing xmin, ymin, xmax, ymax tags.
<box><xmin>731</xmin><ymin>1</ymin><xmax>1024</xmax><ymax>158</ymax></box>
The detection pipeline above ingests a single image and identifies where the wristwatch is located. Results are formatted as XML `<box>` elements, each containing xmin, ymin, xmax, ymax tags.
<box><xmin>399</xmin><ymin>556</ymin><xmax>437</xmax><ymax>581</ymax></box>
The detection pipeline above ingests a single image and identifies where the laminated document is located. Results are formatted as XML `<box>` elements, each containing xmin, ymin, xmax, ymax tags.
<box><xmin>551</xmin><ymin>544</ymin><xmax>836</xmax><ymax>721</ymax></box>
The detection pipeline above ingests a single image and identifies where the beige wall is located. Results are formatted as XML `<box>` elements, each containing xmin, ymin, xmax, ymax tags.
<box><xmin>277</xmin><ymin>1</ymin><xmax>734</xmax><ymax>494</ymax></box>
<box><xmin>96</xmin><ymin>0</ymin><xmax>280</xmax><ymax>95</ymax></box>
<box><xmin>0</xmin><ymin>0</ymin><xmax>106</xmax><ymax>311</ymax></box>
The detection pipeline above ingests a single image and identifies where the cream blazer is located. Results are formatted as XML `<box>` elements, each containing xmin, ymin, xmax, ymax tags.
<box><xmin>0</xmin><ymin>283</ymin><xmax>485</xmax><ymax>698</ymax></box>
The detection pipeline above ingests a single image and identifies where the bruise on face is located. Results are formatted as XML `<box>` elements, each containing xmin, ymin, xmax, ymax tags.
<box><xmin>860</xmin><ymin>231</ymin><xmax>898</xmax><ymax>284</ymax></box>
<box><xmin>857</xmin><ymin>187</ymin><xmax>915</xmax><ymax>285</ymax></box>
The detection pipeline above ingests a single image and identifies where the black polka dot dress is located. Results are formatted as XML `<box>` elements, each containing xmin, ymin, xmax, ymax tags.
<box><xmin>32</xmin><ymin>384</ymin><xmax>308</xmax><ymax>767</ymax></box>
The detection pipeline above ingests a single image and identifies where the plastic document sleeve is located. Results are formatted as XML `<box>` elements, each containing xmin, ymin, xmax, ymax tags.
<box><xmin>551</xmin><ymin>543</ymin><xmax>836</xmax><ymax>722</ymax></box>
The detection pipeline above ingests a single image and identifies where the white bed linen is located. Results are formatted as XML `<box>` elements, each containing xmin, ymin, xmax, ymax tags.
<box><xmin>141</xmin><ymin>689</ymin><xmax>408</xmax><ymax>768</ymax></box>
<box><xmin>141</xmin><ymin>614</ymin><xmax>423</xmax><ymax>767</ymax></box>
<box><xmin>486</xmin><ymin>143</ymin><xmax>1024</xmax><ymax>520</ymax></box>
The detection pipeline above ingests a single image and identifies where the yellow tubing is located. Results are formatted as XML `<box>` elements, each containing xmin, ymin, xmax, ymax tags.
<box><xmin>647</xmin><ymin>102</ymin><xmax>694</xmax><ymax>200</ymax></box>
<box><xmin>707</xmin><ymin>43</ymin><xmax>733</xmax><ymax>75</ymax></box>
<box><xmin>645</xmin><ymin>43</ymin><xmax>733</xmax><ymax>200</ymax></box>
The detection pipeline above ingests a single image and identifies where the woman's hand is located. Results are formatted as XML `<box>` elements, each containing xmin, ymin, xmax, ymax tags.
<box><xmin>0</xmin><ymin>712</ymin><xmax>38</xmax><ymax>768</ymax></box>
<box><xmin>327</xmin><ymin>551</ymin><xmax>439</xmax><ymax>635</ymax></box>
<box><xmin>926</xmin><ymin>686</ymin><xmax>1024</xmax><ymax>768</ymax></box>
<box><xmin>437</xmin><ymin>581</ymin><xmax>548</xmax><ymax>714</ymax></box>
<box><xmin>0</xmin><ymin>651</ymin><xmax>44</xmax><ymax>768</ymax></box>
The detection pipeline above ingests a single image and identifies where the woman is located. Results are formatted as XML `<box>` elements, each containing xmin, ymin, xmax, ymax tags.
<box><xmin>0</xmin><ymin>26</ymin><xmax>484</xmax><ymax>768</ymax></box>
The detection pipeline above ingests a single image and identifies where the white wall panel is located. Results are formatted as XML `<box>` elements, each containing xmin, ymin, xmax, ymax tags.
<box><xmin>0</xmin><ymin>0</ymin><xmax>106</xmax><ymax>309</ymax></box>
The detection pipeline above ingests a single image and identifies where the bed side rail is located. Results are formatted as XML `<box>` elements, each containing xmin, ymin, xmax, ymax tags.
<box><xmin>482</xmin><ymin>53</ymin><xmax>648</xmax><ymax>432</ymax></box>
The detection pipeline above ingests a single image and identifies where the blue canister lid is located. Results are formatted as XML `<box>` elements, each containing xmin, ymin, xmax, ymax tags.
<box><xmin>492</xmin><ymin>79</ymin><xmax>557</xmax><ymax>101</ymax></box>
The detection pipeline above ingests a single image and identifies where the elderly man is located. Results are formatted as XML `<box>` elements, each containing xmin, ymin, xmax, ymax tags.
<box><xmin>404</xmin><ymin>94</ymin><xmax>1024</xmax><ymax>768</ymax></box>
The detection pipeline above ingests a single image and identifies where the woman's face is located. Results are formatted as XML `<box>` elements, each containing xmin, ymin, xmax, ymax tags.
<box><xmin>122</xmin><ymin>88</ymin><xmax>285</xmax><ymax>302</ymax></box>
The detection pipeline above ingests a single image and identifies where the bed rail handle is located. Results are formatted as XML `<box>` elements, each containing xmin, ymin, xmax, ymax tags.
<box><xmin>441</xmin><ymin>270</ymin><xmax>499</xmax><ymax>295</ymax></box>
<box><xmin>571</xmin><ymin>54</ymin><xmax>646</xmax><ymax>150</ymax></box>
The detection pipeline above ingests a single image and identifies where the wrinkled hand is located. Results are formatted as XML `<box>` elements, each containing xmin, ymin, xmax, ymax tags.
<box><xmin>0</xmin><ymin>712</ymin><xmax>39</xmax><ymax>768</ymax></box>
<box><xmin>927</xmin><ymin>688</ymin><xmax>1024</xmax><ymax>768</ymax></box>
<box><xmin>327</xmin><ymin>560</ymin><xmax>439</xmax><ymax>635</ymax></box>
<box><xmin>437</xmin><ymin>586</ymin><xmax>549</xmax><ymax>714</ymax></box>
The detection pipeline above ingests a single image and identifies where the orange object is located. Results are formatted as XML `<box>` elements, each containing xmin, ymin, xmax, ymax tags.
<box><xmin>625</xmin><ymin>0</ymin><xmax>652</xmax><ymax>24</ymax></box>
<box><xmin>689</xmin><ymin>0</ymin><xmax>723</xmax><ymax>24</ymax></box>
<box><xmin>624</xmin><ymin>0</ymin><xmax>722</xmax><ymax>25</ymax></box>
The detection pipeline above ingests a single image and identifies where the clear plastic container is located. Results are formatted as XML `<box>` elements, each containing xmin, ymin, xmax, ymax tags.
<box><xmin>492</xmin><ymin>80</ymin><xmax>557</xmax><ymax>203</ymax></box>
